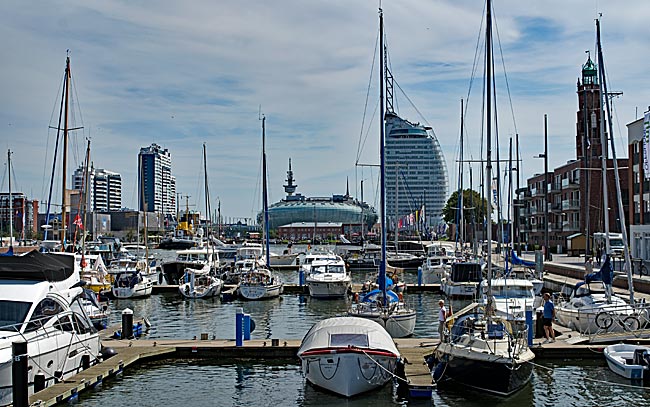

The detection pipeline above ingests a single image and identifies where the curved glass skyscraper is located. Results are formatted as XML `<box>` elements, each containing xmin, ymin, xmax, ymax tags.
<box><xmin>385</xmin><ymin>112</ymin><xmax>448</xmax><ymax>228</ymax></box>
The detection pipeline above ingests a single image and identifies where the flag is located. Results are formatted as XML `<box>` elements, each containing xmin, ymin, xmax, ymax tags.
<box><xmin>73</xmin><ymin>214</ymin><xmax>84</xmax><ymax>230</ymax></box>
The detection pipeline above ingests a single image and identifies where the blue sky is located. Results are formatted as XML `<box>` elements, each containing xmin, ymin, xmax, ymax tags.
<box><xmin>1</xmin><ymin>0</ymin><xmax>648</xmax><ymax>221</ymax></box>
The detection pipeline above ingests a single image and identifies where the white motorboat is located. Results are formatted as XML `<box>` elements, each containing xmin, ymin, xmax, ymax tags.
<box><xmin>238</xmin><ymin>267</ymin><xmax>283</xmax><ymax>300</ymax></box>
<box><xmin>0</xmin><ymin>251</ymin><xmax>101</xmax><ymax>406</ymax></box>
<box><xmin>305</xmin><ymin>256</ymin><xmax>351</xmax><ymax>298</ymax></box>
<box><xmin>348</xmin><ymin>289</ymin><xmax>416</xmax><ymax>338</ymax></box>
<box><xmin>178</xmin><ymin>266</ymin><xmax>223</xmax><ymax>299</ymax></box>
<box><xmin>298</xmin><ymin>317</ymin><xmax>400</xmax><ymax>397</ymax></box>
<box><xmin>441</xmin><ymin>260</ymin><xmax>483</xmax><ymax>298</ymax></box>
<box><xmin>421</xmin><ymin>243</ymin><xmax>452</xmax><ymax>284</ymax></box>
<box><xmin>299</xmin><ymin>250</ymin><xmax>338</xmax><ymax>275</ymax></box>
<box><xmin>604</xmin><ymin>343</ymin><xmax>650</xmax><ymax>380</ymax></box>
<box><xmin>555</xmin><ymin>281</ymin><xmax>640</xmax><ymax>334</ymax></box>
<box><xmin>269</xmin><ymin>249</ymin><xmax>300</xmax><ymax>267</ymax></box>
<box><xmin>112</xmin><ymin>270</ymin><xmax>153</xmax><ymax>299</ymax></box>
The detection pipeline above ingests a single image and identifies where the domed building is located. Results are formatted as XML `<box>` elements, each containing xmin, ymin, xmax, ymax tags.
<box><xmin>258</xmin><ymin>159</ymin><xmax>378</xmax><ymax>234</ymax></box>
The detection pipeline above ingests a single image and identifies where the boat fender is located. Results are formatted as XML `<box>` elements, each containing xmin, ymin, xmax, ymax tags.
<box><xmin>432</xmin><ymin>360</ymin><xmax>446</xmax><ymax>382</ymax></box>
<box><xmin>100</xmin><ymin>346</ymin><xmax>117</xmax><ymax>360</ymax></box>
<box><xmin>353</xmin><ymin>293</ymin><xmax>359</xmax><ymax>303</ymax></box>
<box><xmin>398</xmin><ymin>292</ymin><xmax>403</xmax><ymax>301</ymax></box>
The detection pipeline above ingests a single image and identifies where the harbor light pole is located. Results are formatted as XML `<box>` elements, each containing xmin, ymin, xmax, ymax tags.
<box><xmin>535</xmin><ymin>114</ymin><xmax>551</xmax><ymax>261</ymax></box>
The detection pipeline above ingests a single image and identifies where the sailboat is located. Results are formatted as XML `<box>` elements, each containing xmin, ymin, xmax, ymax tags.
<box><xmin>179</xmin><ymin>144</ymin><xmax>224</xmax><ymax>299</ymax></box>
<box><xmin>555</xmin><ymin>18</ymin><xmax>644</xmax><ymax>335</ymax></box>
<box><xmin>428</xmin><ymin>0</ymin><xmax>534</xmax><ymax>396</ymax></box>
<box><xmin>347</xmin><ymin>8</ymin><xmax>416</xmax><ymax>338</ymax></box>
<box><xmin>238</xmin><ymin>116</ymin><xmax>283</xmax><ymax>300</ymax></box>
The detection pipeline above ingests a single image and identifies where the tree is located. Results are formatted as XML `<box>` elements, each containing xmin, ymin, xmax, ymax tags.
<box><xmin>442</xmin><ymin>189</ymin><xmax>488</xmax><ymax>225</ymax></box>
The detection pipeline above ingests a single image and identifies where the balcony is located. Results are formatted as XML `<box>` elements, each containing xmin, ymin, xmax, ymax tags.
<box><xmin>549</xmin><ymin>222</ymin><xmax>563</xmax><ymax>232</ymax></box>
<box><xmin>561</xmin><ymin>178</ymin><xmax>580</xmax><ymax>189</ymax></box>
<box><xmin>561</xmin><ymin>200</ymin><xmax>580</xmax><ymax>211</ymax></box>
<box><xmin>549</xmin><ymin>183</ymin><xmax>561</xmax><ymax>193</ymax></box>
<box><xmin>562</xmin><ymin>221</ymin><xmax>580</xmax><ymax>232</ymax></box>
<box><xmin>550</xmin><ymin>203</ymin><xmax>562</xmax><ymax>212</ymax></box>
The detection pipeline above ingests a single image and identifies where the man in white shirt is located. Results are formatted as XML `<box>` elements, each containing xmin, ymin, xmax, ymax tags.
<box><xmin>438</xmin><ymin>299</ymin><xmax>447</xmax><ymax>339</ymax></box>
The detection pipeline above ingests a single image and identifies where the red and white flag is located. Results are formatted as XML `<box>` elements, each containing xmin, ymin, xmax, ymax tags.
<box><xmin>73</xmin><ymin>214</ymin><xmax>84</xmax><ymax>230</ymax></box>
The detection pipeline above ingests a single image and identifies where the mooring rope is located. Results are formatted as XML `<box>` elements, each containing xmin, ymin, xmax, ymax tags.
<box><xmin>527</xmin><ymin>360</ymin><xmax>650</xmax><ymax>391</ymax></box>
<box><xmin>360</xmin><ymin>349</ymin><xmax>409</xmax><ymax>384</ymax></box>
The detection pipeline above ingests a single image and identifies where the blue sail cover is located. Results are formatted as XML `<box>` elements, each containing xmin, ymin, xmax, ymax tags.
<box><xmin>360</xmin><ymin>289</ymin><xmax>399</xmax><ymax>304</ymax></box>
<box><xmin>511</xmin><ymin>251</ymin><xmax>535</xmax><ymax>268</ymax></box>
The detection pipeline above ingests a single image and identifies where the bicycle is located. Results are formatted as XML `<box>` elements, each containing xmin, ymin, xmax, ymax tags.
<box><xmin>632</xmin><ymin>258</ymin><xmax>648</xmax><ymax>277</ymax></box>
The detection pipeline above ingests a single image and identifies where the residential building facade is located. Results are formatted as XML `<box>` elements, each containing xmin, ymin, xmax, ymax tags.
<box><xmin>72</xmin><ymin>165</ymin><xmax>122</xmax><ymax>212</ymax></box>
<box><xmin>138</xmin><ymin>143</ymin><xmax>176</xmax><ymax>216</ymax></box>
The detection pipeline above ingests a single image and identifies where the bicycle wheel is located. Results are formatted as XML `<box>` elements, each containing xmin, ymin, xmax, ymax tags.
<box><xmin>623</xmin><ymin>315</ymin><xmax>641</xmax><ymax>331</ymax></box>
<box><xmin>595</xmin><ymin>311</ymin><xmax>614</xmax><ymax>330</ymax></box>
<box><xmin>640</xmin><ymin>265</ymin><xmax>649</xmax><ymax>276</ymax></box>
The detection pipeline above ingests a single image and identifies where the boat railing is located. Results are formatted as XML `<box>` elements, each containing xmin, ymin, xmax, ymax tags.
<box><xmin>574</xmin><ymin>301</ymin><xmax>650</xmax><ymax>337</ymax></box>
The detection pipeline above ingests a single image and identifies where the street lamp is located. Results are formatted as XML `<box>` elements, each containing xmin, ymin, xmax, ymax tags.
<box><xmin>534</xmin><ymin>114</ymin><xmax>550</xmax><ymax>261</ymax></box>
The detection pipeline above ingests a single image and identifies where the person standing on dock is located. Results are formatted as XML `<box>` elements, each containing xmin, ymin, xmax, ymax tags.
<box><xmin>438</xmin><ymin>300</ymin><xmax>447</xmax><ymax>340</ymax></box>
<box><xmin>542</xmin><ymin>293</ymin><xmax>556</xmax><ymax>343</ymax></box>
<box><xmin>584</xmin><ymin>257</ymin><xmax>594</xmax><ymax>280</ymax></box>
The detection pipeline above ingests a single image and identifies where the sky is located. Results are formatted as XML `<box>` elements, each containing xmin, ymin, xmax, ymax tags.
<box><xmin>1</xmin><ymin>0</ymin><xmax>649</xmax><ymax>222</ymax></box>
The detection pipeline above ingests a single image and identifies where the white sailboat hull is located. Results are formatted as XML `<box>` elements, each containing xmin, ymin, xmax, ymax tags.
<box><xmin>238</xmin><ymin>283</ymin><xmax>283</xmax><ymax>300</ymax></box>
<box><xmin>348</xmin><ymin>305</ymin><xmax>416</xmax><ymax>338</ymax></box>
<box><xmin>179</xmin><ymin>281</ymin><xmax>223</xmax><ymax>298</ymax></box>
<box><xmin>112</xmin><ymin>281</ymin><xmax>153</xmax><ymax>299</ymax></box>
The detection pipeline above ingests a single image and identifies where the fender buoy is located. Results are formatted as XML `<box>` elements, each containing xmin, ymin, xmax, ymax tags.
<box><xmin>398</xmin><ymin>292</ymin><xmax>403</xmax><ymax>301</ymax></box>
<box><xmin>353</xmin><ymin>293</ymin><xmax>359</xmax><ymax>303</ymax></box>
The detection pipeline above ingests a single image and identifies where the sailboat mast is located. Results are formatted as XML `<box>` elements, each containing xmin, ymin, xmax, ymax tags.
<box><xmin>203</xmin><ymin>143</ymin><xmax>212</xmax><ymax>249</ymax></box>
<box><xmin>596</xmin><ymin>18</ymin><xmax>633</xmax><ymax>303</ymax></box>
<box><xmin>485</xmin><ymin>0</ymin><xmax>494</xmax><ymax>290</ymax></box>
<box><xmin>459</xmin><ymin>99</ymin><xmax>465</xmax><ymax>248</ymax></box>
<box><xmin>7</xmin><ymin>150</ymin><xmax>13</xmax><ymax>249</ymax></box>
<box><xmin>262</xmin><ymin>116</ymin><xmax>271</xmax><ymax>267</ymax></box>
<box><xmin>61</xmin><ymin>56</ymin><xmax>71</xmax><ymax>249</ymax></box>
<box><xmin>378</xmin><ymin>8</ymin><xmax>387</xmax><ymax>305</ymax></box>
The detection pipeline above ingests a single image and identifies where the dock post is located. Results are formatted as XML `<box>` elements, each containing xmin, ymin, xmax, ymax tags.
<box><xmin>243</xmin><ymin>314</ymin><xmax>251</xmax><ymax>340</ymax></box>
<box><xmin>82</xmin><ymin>354</ymin><xmax>91</xmax><ymax>370</ymax></box>
<box><xmin>299</xmin><ymin>268</ymin><xmax>304</xmax><ymax>286</ymax></box>
<box><xmin>122</xmin><ymin>308</ymin><xmax>134</xmax><ymax>339</ymax></box>
<box><xmin>417</xmin><ymin>267</ymin><xmax>422</xmax><ymax>286</ymax></box>
<box><xmin>236</xmin><ymin>308</ymin><xmax>244</xmax><ymax>347</ymax></box>
<box><xmin>525</xmin><ymin>306</ymin><xmax>533</xmax><ymax>347</ymax></box>
<box><xmin>12</xmin><ymin>341</ymin><xmax>28</xmax><ymax>407</ymax></box>
<box><xmin>34</xmin><ymin>374</ymin><xmax>46</xmax><ymax>393</ymax></box>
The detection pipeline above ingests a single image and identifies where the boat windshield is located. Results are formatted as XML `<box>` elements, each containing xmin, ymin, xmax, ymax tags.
<box><xmin>0</xmin><ymin>300</ymin><xmax>31</xmax><ymax>331</ymax></box>
<box><xmin>312</xmin><ymin>265</ymin><xmax>345</xmax><ymax>274</ymax></box>
<box><xmin>330</xmin><ymin>333</ymin><xmax>368</xmax><ymax>348</ymax></box>
<box><xmin>492</xmin><ymin>286</ymin><xmax>533</xmax><ymax>299</ymax></box>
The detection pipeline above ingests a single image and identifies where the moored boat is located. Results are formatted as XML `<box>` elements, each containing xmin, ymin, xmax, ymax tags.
<box><xmin>178</xmin><ymin>266</ymin><xmax>223</xmax><ymax>299</ymax></box>
<box><xmin>604</xmin><ymin>343</ymin><xmax>650</xmax><ymax>380</ymax></box>
<box><xmin>112</xmin><ymin>270</ymin><xmax>153</xmax><ymax>299</ymax></box>
<box><xmin>298</xmin><ymin>316</ymin><xmax>399</xmax><ymax>397</ymax></box>
<box><xmin>305</xmin><ymin>255</ymin><xmax>350</xmax><ymax>298</ymax></box>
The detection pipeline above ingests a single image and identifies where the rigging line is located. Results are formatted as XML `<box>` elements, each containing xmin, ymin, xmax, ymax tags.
<box><xmin>492</xmin><ymin>10</ymin><xmax>518</xmax><ymax>135</ymax></box>
<box><xmin>356</xmin><ymin>25</ymin><xmax>379</xmax><ymax>165</ymax></box>
<box><xmin>391</xmin><ymin>79</ymin><xmax>436</xmax><ymax>138</ymax></box>
<box><xmin>529</xmin><ymin>359</ymin><xmax>650</xmax><ymax>391</ymax></box>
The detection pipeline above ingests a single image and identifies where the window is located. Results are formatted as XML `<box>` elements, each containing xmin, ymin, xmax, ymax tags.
<box><xmin>0</xmin><ymin>300</ymin><xmax>31</xmax><ymax>331</ymax></box>
<box><xmin>25</xmin><ymin>298</ymin><xmax>64</xmax><ymax>332</ymax></box>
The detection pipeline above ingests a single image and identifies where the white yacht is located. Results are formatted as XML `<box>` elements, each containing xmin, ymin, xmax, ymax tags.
<box><xmin>421</xmin><ymin>243</ymin><xmax>452</xmax><ymax>284</ymax></box>
<box><xmin>305</xmin><ymin>256</ymin><xmax>351</xmax><ymax>298</ymax></box>
<box><xmin>0</xmin><ymin>251</ymin><xmax>101</xmax><ymax>406</ymax></box>
<box><xmin>348</xmin><ymin>289</ymin><xmax>416</xmax><ymax>338</ymax></box>
<box><xmin>298</xmin><ymin>317</ymin><xmax>399</xmax><ymax>397</ymax></box>
<box><xmin>238</xmin><ymin>266</ymin><xmax>283</xmax><ymax>300</ymax></box>
<box><xmin>178</xmin><ymin>266</ymin><xmax>223</xmax><ymax>299</ymax></box>
<box><xmin>480</xmin><ymin>277</ymin><xmax>539</xmax><ymax>328</ymax></box>
<box><xmin>555</xmin><ymin>281</ymin><xmax>641</xmax><ymax>334</ymax></box>
<box><xmin>441</xmin><ymin>260</ymin><xmax>484</xmax><ymax>298</ymax></box>
<box><xmin>159</xmin><ymin>247</ymin><xmax>221</xmax><ymax>285</ymax></box>
<box><xmin>112</xmin><ymin>270</ymin><xmax>153</xmax><ymax>299</ymax></box>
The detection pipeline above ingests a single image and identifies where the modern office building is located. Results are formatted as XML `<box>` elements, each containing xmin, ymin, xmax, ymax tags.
<box><xmin>138</xmin><ymin>143</ymin><xmax>176</xmax><ymax>216</ymax></box>
<box><xmin>519</xmin><ymin>54</ymin><xmax>628</xmax><ymax>254</ymax></box>
<box><xmin>72</xmin><ymin>165</ymin><xmax>122</xmax><ymax>212</ymax></box>
<box><xmin>384</xmin><ymin>111</ymin><xmax>448</xmax><ymax>229</ymax></box>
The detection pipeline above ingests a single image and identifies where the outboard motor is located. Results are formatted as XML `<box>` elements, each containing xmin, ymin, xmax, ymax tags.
<box><xmin>633</xmin><ymin>348</ymin><xmax>649</xmax><ymax>366</ymax></box>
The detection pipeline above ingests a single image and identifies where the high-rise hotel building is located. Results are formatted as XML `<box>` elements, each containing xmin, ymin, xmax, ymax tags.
<box><xmin>138</xmin><ymin>143</ymin><xmax>176</xmax><ymax>216</ymax></box>
<box><xmin>384</xmin><ymin>111</ymin><xmax>449</xmax><ymax>228</ymax></box>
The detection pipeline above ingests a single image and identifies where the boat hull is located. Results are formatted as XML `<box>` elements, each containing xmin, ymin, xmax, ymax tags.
<box><xmin>442</xmin><ymin>281</ymin><xmax>478</xmax><ymax>298</ymax></box>
<box><xmin>238</xmin><ymin>283</ymin><xmax>283</xmax><ymax>300</ymax></box>
<box><xmin>348</xmin><ymin>308</ymin><xmax>416</xmax><ymax>338</ymax></box>
<box><xmin>555</xmin><ymin>306</ymin><xmax>639</xmax><ymax>335</ymax></box>
<box><xmin>306</xmin><ymin>276</ymin><xmax>351</xmax><ymax>298</ymax></box>
<box><xmin>178</xmin><ymin>282</ymin><xmax>223</xmax><ymax>299</ymax></box>
<box><xmin>300</xmin><ymin>350</ymin><xmax>397</xmax><ymax>397</ymax></box>
<box><xmin>112</xmin><ymin>282</ymin><xmax>153</xmax><ymax>299</ymax></box>
<box><xmin>432</xmin><ymin>345</ymin><xmax>533</xmax><ymax>396</ymax></box>
<box><xmin>604</xmin><ymin>344</ymin><xmax>650</xmax><ymax>380</ymax></box>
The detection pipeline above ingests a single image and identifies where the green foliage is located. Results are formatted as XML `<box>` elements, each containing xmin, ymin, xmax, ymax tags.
<box><xmin>442</xmin><ymin>189</ymin><xmax>488</xmax><ymax>224</ymax></box>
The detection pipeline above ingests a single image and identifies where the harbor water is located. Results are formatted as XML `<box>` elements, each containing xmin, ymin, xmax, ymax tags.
<box><xmin>79</xmin><ymin>247</ymin><xmax>650</xmax><ymax>406</ymax></box>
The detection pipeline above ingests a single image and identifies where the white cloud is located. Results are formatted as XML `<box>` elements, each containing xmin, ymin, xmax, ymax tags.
<box><xmin>0</xmin><ymin>0</ymin><xmax>647</xmax><ymax>220</ymax></box>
